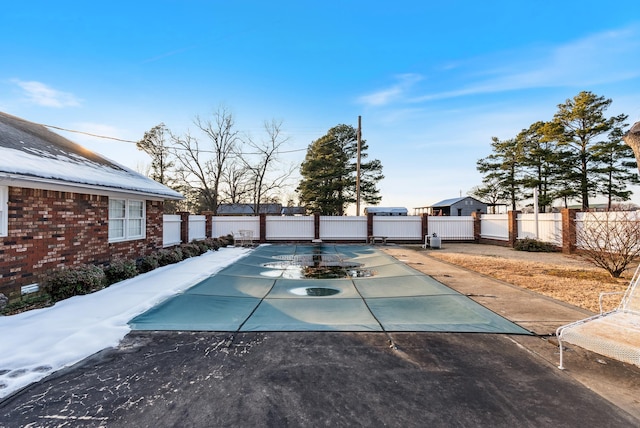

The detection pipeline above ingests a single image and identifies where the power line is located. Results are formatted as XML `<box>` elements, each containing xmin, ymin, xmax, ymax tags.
<box><xmin>44</xmin><ymin>124</ymin><xmax>139</xmax><ymax>143</ymax></box>
<box><xmin>42</xmin><ymin>122</ymin><xmax>358</xmax><ymax>156</ymax></box>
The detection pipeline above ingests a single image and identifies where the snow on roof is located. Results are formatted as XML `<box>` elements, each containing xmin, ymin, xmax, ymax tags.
<box><xmin>0</xmin><ymin>112</ymin><xmax>183</xmax><ymax>200</ymax></box>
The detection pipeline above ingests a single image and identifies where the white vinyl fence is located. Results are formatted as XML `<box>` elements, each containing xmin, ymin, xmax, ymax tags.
<box><xmin>575</xmin><ymin>211</ymin><xmax>640</xmax><ymax>252</ymax></box>
<box><xmin>428</xmin><ymin>216</ymin><xmax>475</xmax><ymax>240</ymax></box>
<box><xmin>373</xmin><ymin>216</ymin><xmax>423</xmax><ymax>240</ymax></box>
<box><xmin>188</xmin><ymin>215</ymin><xmax>206</xmax><ymax>242</ymax></box>
<box><xmin>518</xmin><ymin>213</ymin><xmax>562</xmax><ymax>244</ymax></box>
<box><xmin>211</xmin><ymin>216</ymin><xmax>260</xmax><ymax>240</ymax></box>
<box><xmin>163</xmin><ymin>214</ymin><xmax>182</xmax><ymax>247</ymax></box>
<box><xmin>320</xmin><ymin>216</ymin><xmax>367</xmax><ymax>241</ymax></box>
<box><xmin>163</xmin><ymin>211</ymin><xmax>640</xmax><ymax>250</ymax></box>
<box><xmin>480</xmin><ymin>214</ymin><xmax>509</xmax><ymax>241</ymax></box>
<box><xmin>267</xmin><ymin>216</ymin><xmax>315</xmax><ymax>240</ymax></box>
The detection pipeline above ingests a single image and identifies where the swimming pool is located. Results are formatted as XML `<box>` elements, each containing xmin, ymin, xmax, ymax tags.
<box><xmin>129</xmin><ymin>244</ymin><xmax>530</xmax><ymax>334</ymax></box>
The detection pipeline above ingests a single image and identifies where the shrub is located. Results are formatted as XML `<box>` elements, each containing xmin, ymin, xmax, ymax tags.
<box><xmin>514</xmin><ymin>238</ymin><xmax>557</xmax><ymax>253</ymax></box>
<box><xmin>194</xmin><ymin>240</ymin><xmax>210</xmax><ymax>254</ymax></box>
<box><xmin>137</xmin><ymin>254</ymin><xmax>160</xmax><ymax>273</ymax></box>
<box><xmin>218</xmin><ymin>234</ymin><xmax>235</xmax><ymax>247</ymax></box>
<box><xmin>43</xmin><ymin>265</ymin><xmax>106</xmax><ymax>301</ymax></box>
<box><xmin>157</xmin><ymin>248</ymin><xmax>183</xmax><ymax>266</ymax></box>
<box><xmin>577</xmin><ymin>210</ymin><xmax>640</xmax><ymax>278</ymax></box>
<box><xmin>1</xmin><ymin>293</ymin><xmax>52</xmax><ymax>315</ymax></box>
<box><xmin>104</xmin><ymin>259</ymin><xmax>138</xmax><ymax>285</ymax></box>
<box><xmin>180</xmin><ymin>242</ymin><xmax>201</xmax><ymax>258</ymax></box>
<box><xmin>204</xmin><ymin>237</ymin><xmax>220</xmax><ymax>251</ymax></box>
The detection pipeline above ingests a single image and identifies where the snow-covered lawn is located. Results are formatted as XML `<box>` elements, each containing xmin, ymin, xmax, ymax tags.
<box><xmin>0</xmin><ymin>246</ymin><xmax>250</xmax><ymax>399</ymax></box>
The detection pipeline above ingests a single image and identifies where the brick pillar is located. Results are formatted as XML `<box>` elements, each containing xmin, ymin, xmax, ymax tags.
<box><xmin>178</xmin><ymin>211</ymin><xmax>190</xmax><ymax>244</ymax></box>
<box><xmin>259</xmin><ymin>213</ymin><xmax>267</xmax><ymax>243</ymax></box>
<box><xmin>314</xmin><ymin>212</ymin><xmax>320</xmax><ymax>240</ymax></box>
<box><xmin>507</xmin><ymin>210</ymin><xmax>520</xmax><ymax>247</ymax></box>
<box><xmin>367</xmin><ymin>213</ymin><xmax>374</xmax><ymax>242</ymax></box>
<box><xmin>202</xmin><ymin>211</ymin><xmax>214</xmax><ymax>238</ymax></box>
<box><xmin>562</xmin><ymin>208</ymin><xmax>578</xmax><ymax>254</ymax></box>
<box><xmin>471</xmin><ymin>211</ymin><xmax>481</xmax><ymax>242</ymax></box>
<box><xmin>421</xmin><ymin>214</ymin><xmax>429</xmax><ymax>243</ymax></box>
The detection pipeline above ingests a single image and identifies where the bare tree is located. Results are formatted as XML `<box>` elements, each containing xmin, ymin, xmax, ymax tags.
<box><xmin>240</xmin><ymin>119</ymin><xmax>296</xmax><ymax>214</ymax></box>
<box><xmin>219</xmin><ymin>163</ymin><xmax>251</xmax><ymax>204</ymax></box>
<box><xmin>577</xmin><ymin>210</ymin><xmax>640</xmax><ymax>278</ymax></box>
<box><xmin>171</xmin><ymin>107</ymin><xmax>239</xmax><ymax>213</ymax></box>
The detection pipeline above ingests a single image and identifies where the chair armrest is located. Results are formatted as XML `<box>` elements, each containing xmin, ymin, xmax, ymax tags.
<box><xmin>599</xmin><ymin>291</ymin><xmax>624</xmax><ymax>314</ymax></box>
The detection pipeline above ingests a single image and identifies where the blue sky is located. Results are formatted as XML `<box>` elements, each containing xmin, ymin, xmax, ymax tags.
<box><xmin>2</xmin><ymin>1</ymin><xmax>640</xmax><ymax>212</ymax></box>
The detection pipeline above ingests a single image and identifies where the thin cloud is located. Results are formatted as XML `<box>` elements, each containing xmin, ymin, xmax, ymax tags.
<box><xmin>412</xmin><ymin>24</ymin><xmax>640</xmax><ymax>103</ymax></box>
<box><xmin>12</xmin><ymin>80</ymin><xmax>82</xmax><ymax>108</ymax></box>
<box><xmin>357</xmin><ymin>73</ymin><xmax>423</xmax><ymax>106</ymax></box>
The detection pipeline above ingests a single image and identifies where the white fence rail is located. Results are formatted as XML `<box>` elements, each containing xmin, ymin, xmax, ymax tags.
<box><xmin>188</xmin><ymin>215</ymin><xmax>206</xmax><ymax>242</ymax></box>
<box><xmin>162</xmin><ymin>214</ymin><xmax>182</xmax><ymax>247</ymax></box>
<box><xmin>267</xmin><ymin>216</ymin><xmax>314</xmax><ymax>240</ymax></box>
<box><xmin>163</xmin><ymin>211</ymin><xmax>640</xmax><ymax>250</ymax></box>
<box><xmin>480</xmin><ymin>214</ymin><xmax>509</xmax><ymax>241</ymax></box>
<box><xmin>320</xmin><ymin>216</ymin><xmax>367</xmax><ymax>240</ymax></box>
<box><xmin>518</xmin><ymin>213</ymin><xmax>562</xmax><ymax>244</ymax></box>
<box><xmin>212</xmin><ymin>216</ymin><xmax>260</xmax><ymax>240</ymax></box>
<box><xmin>373</xmin><ymin>216</ymin><xmax>423</xmax><ymax>240</ymax></box>
<box><xmin>428</xmin><ymin>216</ymin><xmax>475</xmax><ymax>240</ymax></box>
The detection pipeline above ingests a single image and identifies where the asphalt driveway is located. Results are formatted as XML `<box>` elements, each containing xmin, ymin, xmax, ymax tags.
<box><xmin>1</xmin><ymin>331</ymin><xmax>638</xmax><ymax>427</ymax></box>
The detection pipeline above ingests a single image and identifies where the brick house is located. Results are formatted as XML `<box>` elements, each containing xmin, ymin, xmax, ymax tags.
<box><xmin>0</xmin><ymin>112</ymin><xmax>183</xmax><ymax>299</ymax></box>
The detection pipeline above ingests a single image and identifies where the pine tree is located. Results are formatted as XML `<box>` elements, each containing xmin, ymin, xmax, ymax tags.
<box><xmin>476</xmin><ymin>137</ymin><xmax>524</xmax><ymax>210</ymax></box>
<box><xmin>543</xmin><ymin>91</ymin><xmax>628</xmax><ymax>210</ymax></box>
<box><xmin>297</xmin><ymin>124</ymin><xmax>383</xmax><ymax>215</ymax></box>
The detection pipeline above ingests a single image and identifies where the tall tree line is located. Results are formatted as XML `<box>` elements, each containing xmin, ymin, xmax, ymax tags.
<box><xmin>473</xmin><ymin>91</ymin><xmax>637</xmax><ymax>212</ymax></box>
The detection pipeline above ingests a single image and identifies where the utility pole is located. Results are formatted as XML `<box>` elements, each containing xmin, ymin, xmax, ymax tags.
<box><xmin>356</xmin><ymin>115</ymin><xmax>362</xmax><ymax>216</ymax></box>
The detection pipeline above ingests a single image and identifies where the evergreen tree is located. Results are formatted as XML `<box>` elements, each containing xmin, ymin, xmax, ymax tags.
<box><xmin>137</xmin><ymin>123</ymin><xmax>174</xmax><ymax>185</ymax></box>
<box><xmin>543</xmin><ymin>91</ymin><xmax>628</xmax><ymax>210</ymax></box>
<box><xmin>593</xmin><ymin>126</ymin><xmax>639</xmax><ymax>209</ymax></box>
<box><xmin>476</xmin><ymin>137</ymin><xmax>524</xmax><ymax>210</ymax></box>
<box><xmin>518</xmin><ymin>122</ymin><xmax>563</xmax><ymax>212</ymax></box>
<box><xmin>297</xmin><ymin>124</ymin><xmax>383</xmax><ymax>215</ymax></box>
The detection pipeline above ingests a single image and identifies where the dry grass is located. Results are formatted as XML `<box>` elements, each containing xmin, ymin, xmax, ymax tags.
<box><xmin>427</xmin><ymin>251</ymin><xmax>631</xmax><ymax>313</ymax></box>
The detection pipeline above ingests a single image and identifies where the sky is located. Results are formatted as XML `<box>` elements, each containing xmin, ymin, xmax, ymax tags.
<box><xmin>2</xmin><ymin>1</ymin><xmax>640</xmax><ymax>213</ymax></box>
<box><xmin>0</xmin><ymin>246</ymin><xmax>249</xmax><ymax>398</ymax></box>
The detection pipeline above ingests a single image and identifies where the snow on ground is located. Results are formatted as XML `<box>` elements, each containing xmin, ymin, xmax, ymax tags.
<box><xmin>0</xmin><ymin>246</ymin><xmax>251</xmax><ymax>400</ymax></box>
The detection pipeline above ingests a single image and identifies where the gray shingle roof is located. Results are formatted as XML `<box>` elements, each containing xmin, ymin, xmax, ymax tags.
<box><xmin>0</xmin><ymin>112</ymin><xmax>183</xmax><ymax>200</ymax></box>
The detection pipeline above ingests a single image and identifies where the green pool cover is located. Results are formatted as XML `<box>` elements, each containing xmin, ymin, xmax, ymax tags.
<box><xmin>130</xmin><ymin>244</ymin><xmax>530</xmax><ymax>334</ymax></box>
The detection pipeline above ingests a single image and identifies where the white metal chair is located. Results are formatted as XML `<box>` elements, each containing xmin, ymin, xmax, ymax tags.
<box><xmin>556</xmin><ymin>264</ymin><xmax>640</xmax><ymax>369</ymax></box>
<box><xmin>235</xmin><ymin>229</ymin><xmax>254</xmax><ymax>247</ymax></box>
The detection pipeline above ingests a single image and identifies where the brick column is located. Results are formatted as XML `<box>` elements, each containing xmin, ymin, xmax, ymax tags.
<box><xmin>178</xmin><ymin>211</ymin><xmax>190</xmax><ymax>244</ymax></box>
<box><xmin>471</xmin><ymin>211</ymin><xmax>481</xmax><ymax>242</ymax></box>
<box><xmin>202</xmin><ymin>211</ymin><xmax>214</xmax><ymax>238</ymax></box>
<box><xmin>314</xmin><ymin>212</ymin><xmax>320</xmax><ymax>240</ymax></box>
<box><xmin>421</xmin><ymin>214</ymin><xmax>429</xmax><ymax>243</ymax></box>
<box><xmin>367</xmin><ymin>213</ymin><xmax>374</xmax><ymax>242</ymax></box>
<box><xmin>259</xmin><ymin>213</ymin><xmax>267</xmax><ymax>243</ymax></box>
<box><xmin>507</xmin><ymin>210</ymin><xmax>520</xmax><ymax>247</ymax></box>
<box><xmin>562</xmin><ymin>208</ymin><xmax>578</xmax><ymax>254</ymax></box>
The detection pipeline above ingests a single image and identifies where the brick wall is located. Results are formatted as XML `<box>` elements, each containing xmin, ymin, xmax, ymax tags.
<box><xmin>0</xmin><ymin>187</ymin><xmax>164</xmax><ymax>299</ymax></box>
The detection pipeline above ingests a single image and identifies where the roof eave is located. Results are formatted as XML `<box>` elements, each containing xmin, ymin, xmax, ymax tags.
<box><xmin>0</xmin><ymin>173</ymin><xmax>184</xmax><ymax>201</ymax></box>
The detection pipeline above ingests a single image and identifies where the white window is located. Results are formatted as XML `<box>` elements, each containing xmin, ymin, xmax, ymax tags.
<box><xmin>0</xmin><ymin>186</ymin><xmax>7</xmax><ymax>237</ymax></box>
<box><xmin>109</xmin><ymin>198</ymin><xmax>145</xmax><ymax>242</ymax></box>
